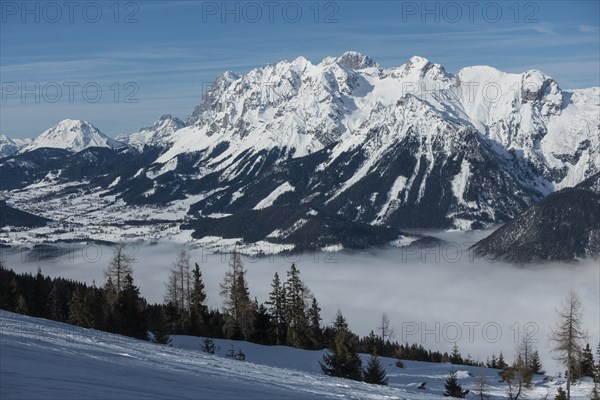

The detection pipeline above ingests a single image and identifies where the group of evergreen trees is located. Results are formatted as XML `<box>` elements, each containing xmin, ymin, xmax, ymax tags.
<box><xmin>0</xmin><ymin>245</ymin><xmax>148</xmax><ymax>340</ymax></box>
<box><xmin>320</xmin><ymin>312</ymin><xmax>388</xmax><ymax>385</ymax></box>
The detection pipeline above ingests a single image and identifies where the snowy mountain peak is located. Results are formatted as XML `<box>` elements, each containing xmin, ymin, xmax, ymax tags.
<box><xmin>23</xmin><ymin>119</ymin><xmax>122</xmax><ymax>153</ymax></box>
<box><xmin>399</xmin><ymin>55</ymin><xmax>452</xmax><ymax>81</ymax></box>
<box><xmin>0</xmin><ymin>134</ymin><xmax>19</xmax><ymax>157</ymax></box>
<box><xmin>117</xmin><ymin>115</ymin><xmax>186</xmax><ymax>151</ymax></box>
<box><xmin>520</xmin><ymin>69</ymin><xmax>561</xmax><ymax>105</ymax></box>
<box><xmin>332</xmin><ymin>51</ymin><xmax>379</xmax><ymax>70</ymax></box>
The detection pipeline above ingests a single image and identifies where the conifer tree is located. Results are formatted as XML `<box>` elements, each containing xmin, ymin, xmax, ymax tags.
<box><xmin>189</xmin><ymin>262</ymin><xmax>207</xmax><ymax>335</ymax></box>
<box><xmin>31</xmin><ymin>267</ymin><xmax>48</xmax><ymax>317</ymax></box>
<box><xmin>266</xmin><ymin>272</ymin><xmax>287</xmax><ymax>345</ymax></box>
<box><xmin>581</xmin><ymin>343</ymin><xmax>595</xmax><ymax>378</ymax></box>
<box><xmin>285</xmin><ymin>263</ymin><xmax>309</xmax><ymax>348</ymax></box>
<box><xmin>450</xmin><ymin>343</ymin><xmax>463</xmax><ymax>365</ymax></box>
<box><xmin>201</xmin><ymin>337</ymin><xmax>215</xmax><ymax>354</ymax></box>
<box><xmin>320</xmin><ymin>311</ymin><xmax>362</xmax><ymax>381</ymax></box>
<box><xmin>444</xmin><ymin>368</ymin><xmax>468</xmax><ymax>398</ymax></box>
<box><xmin>83</xmin><ymin>287</ymin><xmax>98</xmax><ymax>329</ymax></box>
<box><xmin>149</xmin><ymin>306</ymin><xmax>171</xmax><ymax>345</ymax></box>
<box><xmin>307</xmin><ymin>296</ymin><xmax>322</xmax><ymax>349</ymax></box>
<box><xmin>363</xmin><ymin>350</ymin><xmax>388</xmax><ymax>385</ymax></box>
<box><xmin>115</xmin><ymin>273</ymin><xmax>147</xmax><ymax>340</ymax></box>
<box><xmin>555</xmin><ymin>387</ymin><xmax>567</xmax><ymax>400</ymax></box>
<box><xmin>252</xmin><ymin>300</ymin><xmax>272</xmax><ymax>345</ymax></box>
<box><xmin>497</xmin><ymin>352</ymin><xmax>508</xmax><ymax>370</ymax></box>
<box><xmin>529</xmin><ymin>349</ymin><xmax>545</xmax><ymax>375</ymax></box>
<box><xmin>220</xmin><ymin>249</ymin><xmax>254</xmax><ymax>340</ymax></box>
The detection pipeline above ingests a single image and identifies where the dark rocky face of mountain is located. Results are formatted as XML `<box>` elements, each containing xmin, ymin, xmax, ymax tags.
<box><xmin>473</xmin><ymin>173</ymin><xmax>600</xmax><ymax>262</ymax></box>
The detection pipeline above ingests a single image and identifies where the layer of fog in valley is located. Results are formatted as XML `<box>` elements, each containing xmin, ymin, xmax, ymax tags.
<box><xmin>3</xmin><ymin>230</ymin><xmax>598</xmax><ymax>376</ymax></box>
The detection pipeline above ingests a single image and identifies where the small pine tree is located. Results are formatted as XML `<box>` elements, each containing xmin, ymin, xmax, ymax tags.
<box><xmin>320</xmin><ymin>311</ymin><xmax>362</xmax><ymax>381</ymax></box>
<box><xmin>285</xmin><ymin>264</ymin><xmax>309</xmax><ymax>348</ymax></box>
<box><xmin>529</xmin><ymin>350</ymin><xmax>546</xmax><ymax>375</ymax></box>
<box><xmin>252</xmin><ymin>300</ymin><xmax>273</xmax><ymax>345</ymax></box>
<box><xmin>554</xmin><ymin>386</ymin><xmax>567</xmax><ymax>400</ymax></box>
<box><xmin>450</xmin><ymin>343</ymin><xmax>463</xmax><ymax>365</ymax></box>
<box><xmin>497</xmin><ymin>352</ymin><xmax>508</xmax><ymax>370</ymax></box>
<box><xmin>266</xmin><ymin>272</ymin><xmax>287</xmax><ymax>345</ymax></box>
<box><xmin>150</xmin><ymin>307</ymin><xmax>171</xmax><ymax>345</ymax></box>
<box><xmin>189</xmin><ymin>262</ymin><xmax>207</xmax><ymax>335</ymax></box>
<box><xmin>591</xmin><ymin>385</ymin><xmax>600</xmax><ymax>400</ymax></box>
<box><xmin>115</xmin><ymin>274</ymin><xmax>148</xmax><ymax>340</ymax></box>
<box><xmin>201</xmin><ymin>337</ymin><xmax>215</xmax><ymax>354</ymax></box>
<box><xmin>220</xmin><ymin>249</ymin><xmax>254</xmax><ymax>340</ymax></box>
<box><xmin>31</xmin><ymin>268</ymin><xmax>48</xmax><ymax>318</ymax></box>
<box><xmin>581</xmin><ymin>343</ymin><xmax>596</xmax><ymax>378</ymax></box>
<box><xmin>226</xmin><ymin>345</ymin><xmax>235</xmax><ymax>358</ymax></box>
<box><xmin>363</xmin><ymin>350</ymin><xmax>388</xmax><ymax>386</ymax></box>
<box><xmin>235</xmin><ymin>349</ymin><xmax>246</xmax><ymax>361</ymax></box>
<box><xmin>307</xmin><ymin>296</ymin><xmax>323</xmax><ymax>349</ymax></box>
<box><xmin>488</xmin><ymin>354</ymin><xmax>498</xmax><ymax>369</ymax></box>
<box><xmin>444</xmin><ymin>368</ymin><xmax>468</xmax><ymax>398</ymax></box>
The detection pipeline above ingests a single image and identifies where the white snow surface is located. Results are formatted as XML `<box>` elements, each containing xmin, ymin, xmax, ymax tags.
<box><xmin>22</xmin><ymin>119</ymin><xmax>122</xmax><ymax>153</ymax></box>
<box><xmin>1</xmin><ymin>311</ymin><xmax>596</xmax><ymax>399</ymax></box>
<box><xmin>253</xmin><ymin>182</ymin><xmax>295</xmax><ymax>210</ymax></box>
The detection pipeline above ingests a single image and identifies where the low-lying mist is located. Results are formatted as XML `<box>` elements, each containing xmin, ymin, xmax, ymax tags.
<box><xmin>3</xmin><ymin>231</ymin><xmax>598</xmax><ymax>376</ymax></box>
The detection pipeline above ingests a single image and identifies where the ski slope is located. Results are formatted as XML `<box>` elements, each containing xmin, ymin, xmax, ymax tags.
<box><xmin>0</xmin><ymin>311</ymin><xmax>595</xmax><ymax>399</ymax></box>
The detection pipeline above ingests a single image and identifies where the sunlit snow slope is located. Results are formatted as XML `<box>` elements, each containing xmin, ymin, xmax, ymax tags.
<box><xmin>1</xmin><ymin>311</ymin><xmax>596</xmax><ymax>399</ymax></box>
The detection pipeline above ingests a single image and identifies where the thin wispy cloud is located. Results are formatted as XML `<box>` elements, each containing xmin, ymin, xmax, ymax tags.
<box><xmin>1</xmin><ymin>0</ymin><xmax>597</xmax><ymax>138</ymax></box>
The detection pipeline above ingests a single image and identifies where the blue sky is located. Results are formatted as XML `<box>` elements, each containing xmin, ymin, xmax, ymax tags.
<box><xmin>1</xmin><ymin>0</ymin><xmax>599</xmax><ymax>138</ymax></box>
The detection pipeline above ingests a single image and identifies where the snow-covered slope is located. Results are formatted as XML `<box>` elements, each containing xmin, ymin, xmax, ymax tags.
<box><xmin>116</xmin><ymin>114</ymin><xmax>185</xmax><ymax>151</ymax></box>
<box><xmin>22</xmin><ymin>119</ymin><xmax>122</xmax><ymax>153</ymax></box>
<box><xmin>2</xmin><ymin>311</ymin><xmax>595</xmax><ymax>399</ymax></box>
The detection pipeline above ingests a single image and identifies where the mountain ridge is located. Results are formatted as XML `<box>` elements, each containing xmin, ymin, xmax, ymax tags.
<box><xmin>1</xmin><ymin>52</ymin><xmax>598</xmax><ymax>253</ymax></box>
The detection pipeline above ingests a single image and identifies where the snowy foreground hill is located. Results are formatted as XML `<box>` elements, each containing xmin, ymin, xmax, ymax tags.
<box><xmin>1</xmin><ymin>311</ymin><xmax>595</xmax><ymax>399</ymax></box>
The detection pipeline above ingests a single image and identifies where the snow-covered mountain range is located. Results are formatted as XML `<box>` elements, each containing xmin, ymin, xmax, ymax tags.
<box><xmin>1</xmin><ymin>52</ymin><xmax>598</xmax><ymax>253</ymax></box>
